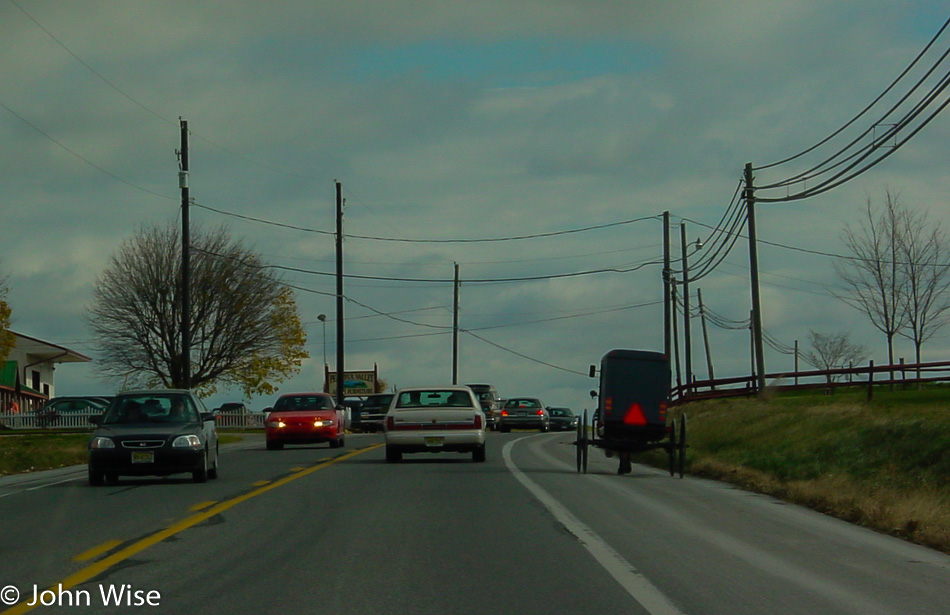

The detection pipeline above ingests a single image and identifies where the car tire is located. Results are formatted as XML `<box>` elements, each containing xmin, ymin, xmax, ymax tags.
<box><xmin>266</xmin><ymin>440</ymin><xmax>283</xmax><ymax>451</ymax></box>
<box><xmin>193</xmin><ymin>451</ymin><xmax>209</xmax><ymax>483</ymax></box>
<box><xmin>385</xmin><ymin>445</ymin><xmax>402</xmax><ymax>463</ymax></box>
<box><xmin>473</xmin><ymin>444</ymin><xmax>486</xmax><ymax>463</ymax></box>
<box><xmin>88</xmin><ymin>467</ymin><xmax>104</xmax><ymax>486</ymax></box>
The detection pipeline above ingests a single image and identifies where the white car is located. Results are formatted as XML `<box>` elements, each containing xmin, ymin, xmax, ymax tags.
<box><xmin>384</xmin><ymin>386</ymin><xmax>487</xmax><ymax>463</ymax></box>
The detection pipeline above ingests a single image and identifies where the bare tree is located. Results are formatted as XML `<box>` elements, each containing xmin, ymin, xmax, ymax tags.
<box><xmin>800</xmin><ymin>330</ymin><xmax>869</xmax><ymax>382</ymax></box>
<box><xmin>896</xmin><ymin>206</ymin><xmax>950</xmax><ymax>366</ymax></box>
<box><xmin>834</xmin><ymin>189</ymin><xmax>907</xmax><ymax>367</ymax></box>
<box><xmin>87</xmin><ymin>224</ymin><xmax>308</xmax><ymax>396</ymax></box>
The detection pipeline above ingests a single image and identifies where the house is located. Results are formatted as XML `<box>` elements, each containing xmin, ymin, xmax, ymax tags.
<box><xmin>0</xmin><ymin>331</ymin><xmax>91</xmax><ymax>413</ymax></box>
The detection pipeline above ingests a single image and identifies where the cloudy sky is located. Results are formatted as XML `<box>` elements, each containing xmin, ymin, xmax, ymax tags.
<box><xmin>2</xmin><ymin>1</ymin><xmax>949</xmax><ymax>412</ymax></box>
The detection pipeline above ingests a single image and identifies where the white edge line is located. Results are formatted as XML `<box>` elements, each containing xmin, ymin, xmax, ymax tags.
<box><xmin>502</xmin><ymin>437</ymin><xmax>685</xmax><ymax>615</ymax></box>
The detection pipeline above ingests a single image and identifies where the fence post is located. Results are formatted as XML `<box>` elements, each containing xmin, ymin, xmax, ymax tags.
<box><xmin>867</xmin><ymin>360</ymin><xmax>874</xmax><ymax>402</ymax></box>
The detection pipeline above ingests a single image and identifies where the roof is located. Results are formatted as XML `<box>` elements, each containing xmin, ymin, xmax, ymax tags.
<box><xmin>12</xmin><ymin>331</ymin><xmax>92</xmax><ymax>364</ymax></box>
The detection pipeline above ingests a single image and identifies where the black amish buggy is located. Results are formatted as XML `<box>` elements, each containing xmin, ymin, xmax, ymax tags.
<box><xmin>575</xmin><ymin>349</ymin><xmax>686</xmax><ymax>476</ymax></box>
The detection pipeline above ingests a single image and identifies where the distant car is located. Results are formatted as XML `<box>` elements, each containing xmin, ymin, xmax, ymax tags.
<box><xmin>384</xmin><ymin>386</ymin><xmax>486</xmax><ymax>463</ymax></box>
<box><xmin>358</xmin><ymin>393</ymin><xmax>394</xmax><ymax>432</ymax></box>
<box><xmin>264</xmin><ymin>392</ymin><xmax>345</xmax><ymax>450</ymax></box>
<box><xmin>498</xmin><ymin>397</ymin><xmax>550</xmax><ymax>433</ymax></box>
<box><xmin>37</xmin><ymin>396</ymin><xmax>110</xmax><ymax>427</ymax></box>
<box><xmin>547</xmin><ymin>407</ymin><xmax>578</xmax><ymax>431</ymax></box>
<box><xmin>87</xmin><ymin>389</ymin><xmax>218</xmax><ymax>485</ymax></box>
<box><xmin>466</xmin><ymin>383</ymin><xmax>501</xmax><ymax>431</ymax></box>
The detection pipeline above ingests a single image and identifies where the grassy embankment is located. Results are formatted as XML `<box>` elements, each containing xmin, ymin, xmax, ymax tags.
<box><xmin>661</xmin><ymin>386</ymin><xmax>950</xmax><ymax>554</ymax></box>
<box><xmin>0</xmin><ymin>432</ymin><xmax>244</xmax><ymax>476</ymax></box>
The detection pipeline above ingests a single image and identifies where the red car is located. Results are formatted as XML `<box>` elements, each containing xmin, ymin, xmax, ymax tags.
<box><xmin>264</xmin><ymin>393</ymin><xmax>346</xmax><ymax>450</ymax></box>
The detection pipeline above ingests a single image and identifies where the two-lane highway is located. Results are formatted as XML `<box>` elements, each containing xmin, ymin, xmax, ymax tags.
<box><xmin>1</xmin><ymin>431</ymin><xmax>948</xmax><ymax>614</ymax></box>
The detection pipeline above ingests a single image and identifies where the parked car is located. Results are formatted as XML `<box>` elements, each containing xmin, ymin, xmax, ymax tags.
<box><xmin>358</xmin><ymin>393</ymin><xmax>394</xmax><ymax>432</ymax></box>
<box><xmin>264</xmin><ymin>392</ymin><xmax>346</xmax><ymax>450</ymax></box>
<box><xmin>36</xmin><ymin>396</ymin><xmax>110</xmax><ymax>427</ymax></box>
<box><xmin>87</xmin><ymin>389</ymin><xmax>218</xmax><ymax>485</ymax></box>
<box><xmin>547</xmin><ymin>407</ymin><xmax>578</xmax><ymax>431</ymax></box>
<box><xmin>498</xmin><ymin>397</ymin><xmax>550</xmax><ymax>432</ymax></box>
<box><xmin>384</xmin><ymin>386</ymin><xmax>486</xmax><ymax>463</ymax></box>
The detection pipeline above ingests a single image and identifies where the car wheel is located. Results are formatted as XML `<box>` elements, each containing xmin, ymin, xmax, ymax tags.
<box><xmin>208</xmin><ymin>445</ymin><xmax>219</xmax><ymax>479</ymax></box>
<box><xmin>473</xmin><ymin>444</ymin><xmax>486</xmax><ymax>463</ymax></box>
<box><xmin>385</xmin><ymin>445</ymin><xmax>402</xmax><ymax>463</ymax></box>
<box><xmin>88</xmin><ymin>467</ymin><xmax>104</xmax><ymax>486</ymax></box>
<box><xmin>193</xmin><ymin>450</ymin><xmax>209</xmax><ymax>483</ymax></box>
<box><xmin>266</xmin><ymin>440</ymin><xmax>283</xmax><ymax>451</ymax></box>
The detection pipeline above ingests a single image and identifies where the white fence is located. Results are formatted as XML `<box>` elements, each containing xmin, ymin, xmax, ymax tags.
<box><xmin>0</xmin><ymin>411</ymin><xmax>266</xmax><ymax>431</ymax></box>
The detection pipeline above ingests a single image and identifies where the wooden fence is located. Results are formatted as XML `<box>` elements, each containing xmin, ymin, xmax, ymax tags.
<box><xmin>669</xmin><ymin>358</ymin><xmax>950</xmax><ymax>404</ymax></box>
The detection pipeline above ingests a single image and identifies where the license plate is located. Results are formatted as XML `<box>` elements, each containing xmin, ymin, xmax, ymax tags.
<box><xmin>131</xmin><ymin>451</ymin><xmax>154</xmax><ymax>464</ymax></box>
<box><xmin>424</xmin><ymin>436</ymin><xmax>444</xmax><ymax>447</ymax></box>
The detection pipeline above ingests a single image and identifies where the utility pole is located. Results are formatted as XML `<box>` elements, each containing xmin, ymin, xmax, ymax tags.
<box><xmin>680</xmin><ymin>223</ymin><xmax>692</xmax><ymax>395</ymax></box>
<box><xmin>794</xmin><ymin>340</ymin><xmax>799</xmax><ymax>386</ymax></box>
<box><xmin>662</xmin><ymin>212</ymin><xmax>671</xmax><ymax>366</ymax></box>
<box><xmin>671</xmin><ymin>277</ymin><xmax>682</xmax><ymax>391</ymax></box>
<box><xmin>452</xmin><ymin>263</ymin><xmax>460</xmax><ymax>384</ymax></box>
<box><xmin>335</xmin><ymin>181</ymin><xmax>345</xmax><ymax>407</ymax></box>
<box><xmin>178</xmin><ymin>118</ymin><xmax>191</xmax><ymax>389</ymax></box>
<box><xmin>698</xmin><ymin>288</ymin><xmax>715</xmax><ymax>388</ymax></box>
<box><xmin>745</xmin><ymin>162</ymin><xmax>767</xmax><ymax>393</ymax></box>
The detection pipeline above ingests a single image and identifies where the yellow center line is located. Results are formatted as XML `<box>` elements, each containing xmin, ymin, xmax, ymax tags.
<box><xmin>1</xmin><ymin>443</ymin><xmax>383</xmax><ymax>615</ymax></box>
<box><xmin>189</xmin><ymin>500</ymin><xmax>218</xmax><ymax>512</ymax></box>
<box><xmin>71</xmin><ymin>540</ymin><xmax>122</xmax><ymax>563</ymax></box>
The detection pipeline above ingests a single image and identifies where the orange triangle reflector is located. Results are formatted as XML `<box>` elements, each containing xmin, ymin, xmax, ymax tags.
<box><xmin>623</xmin><ymin>403</ymin><xmax>648</xmax><ymax>426</ymax></box>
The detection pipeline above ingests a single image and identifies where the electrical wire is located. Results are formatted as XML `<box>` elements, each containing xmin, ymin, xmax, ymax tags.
<box><xmin>753</xmin><ymin>18</ymin><xmax>950</xmax><ymax>202</ymax></box>
<box><xmin>756</xmin><ymin>15</ymin><xmax>950</xmax><ymax>171</ymax></box>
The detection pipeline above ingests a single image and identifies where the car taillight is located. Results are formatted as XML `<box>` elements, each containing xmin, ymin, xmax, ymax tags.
<box><xmin>536</xmin><ymin>409</ymin><xmax>544</xmax><ymax>416</ymax></box>
<box><xmin>385</xmin><ymin>416</ymin><xmax>395</xmax><ymax>431</ymax></box>
<box><xmin>501</xmin><ymin>409</ymin><xmax>509</xmax><ymax>416</ymax></box>
<box><xmin>474</xmin><ymin>413</ymin><xmax>483</xmax><ymax>429</ymax></box>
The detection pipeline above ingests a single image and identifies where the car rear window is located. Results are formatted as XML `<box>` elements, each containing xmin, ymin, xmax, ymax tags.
<box><xmin>505</xmin><ymin>399</ymin><xmax>541</xmax><ymax>409</ymax></box>
<box><xmin>395</xmin><ymin>390</ymin><xmax>474</xmax><ymax>408</ymax></box>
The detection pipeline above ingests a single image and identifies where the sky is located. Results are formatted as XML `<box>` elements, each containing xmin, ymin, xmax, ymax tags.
<box><xmin>2</xmin><ymin>1</ymin><xmax>950</xmax><ymax>413</ymax></box>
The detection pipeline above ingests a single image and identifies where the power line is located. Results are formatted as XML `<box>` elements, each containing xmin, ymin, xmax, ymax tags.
<box><xmin>753</xmin><ymin>17</ymin><xmax>950</xmax><ymax>203</ymax></box>
<box><xmin>756</xmin><ymin>15</ymin><xmax>950</xmax><ymax>171</ymax></box>
<box><xmin>195</xmin><ymin>201</ymin><xmax>660</xmax><ymax>244</ymax></box>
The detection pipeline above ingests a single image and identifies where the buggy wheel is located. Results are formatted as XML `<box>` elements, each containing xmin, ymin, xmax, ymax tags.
<box><xmin>668</xmin><ymin>418</ymin><xmax>678</xmax><ymax>477</ymax></box>
<box><xmin>677</xmin><ymin>413</ymin><xmax>688</xmax><ymax>478</ymax></box>
<box><xmin>581</xmin><ymin>410</ymin><xmax>589</xmax><ymax>474</ymax></box>
<box><xmin>575</xmin><ymin>412</ymin><xmax>583</xmax><ymax>472</ymax></box>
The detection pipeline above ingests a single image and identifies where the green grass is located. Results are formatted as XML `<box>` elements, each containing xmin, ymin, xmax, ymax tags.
<box><xmin>0</xmin><ymin>433</ymin><xmax>244</xmax><ymax>476</ymax></box>
<box><xmin>662</xmin><ymin>386</ymin><xmax>950</xmax><ymax>554</ymax></box>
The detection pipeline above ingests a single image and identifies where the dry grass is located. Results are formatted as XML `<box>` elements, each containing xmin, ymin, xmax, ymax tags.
<box><xmin>668</xmin><ymin>388</ymin><xmax>950</xmax><ymax>554</ymax></box>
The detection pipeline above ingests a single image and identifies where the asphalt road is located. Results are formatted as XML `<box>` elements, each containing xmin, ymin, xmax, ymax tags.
<box><xmin>0</xmin><ymin>431</ymin><xmax>948</xmax><ymax>615</ymax></box>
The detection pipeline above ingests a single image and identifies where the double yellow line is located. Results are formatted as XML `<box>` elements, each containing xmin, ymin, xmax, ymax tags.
<box><xmin>2</xmin><ymin>444</ymin><xmax>382</xmax><ymax>614</ymax></box>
